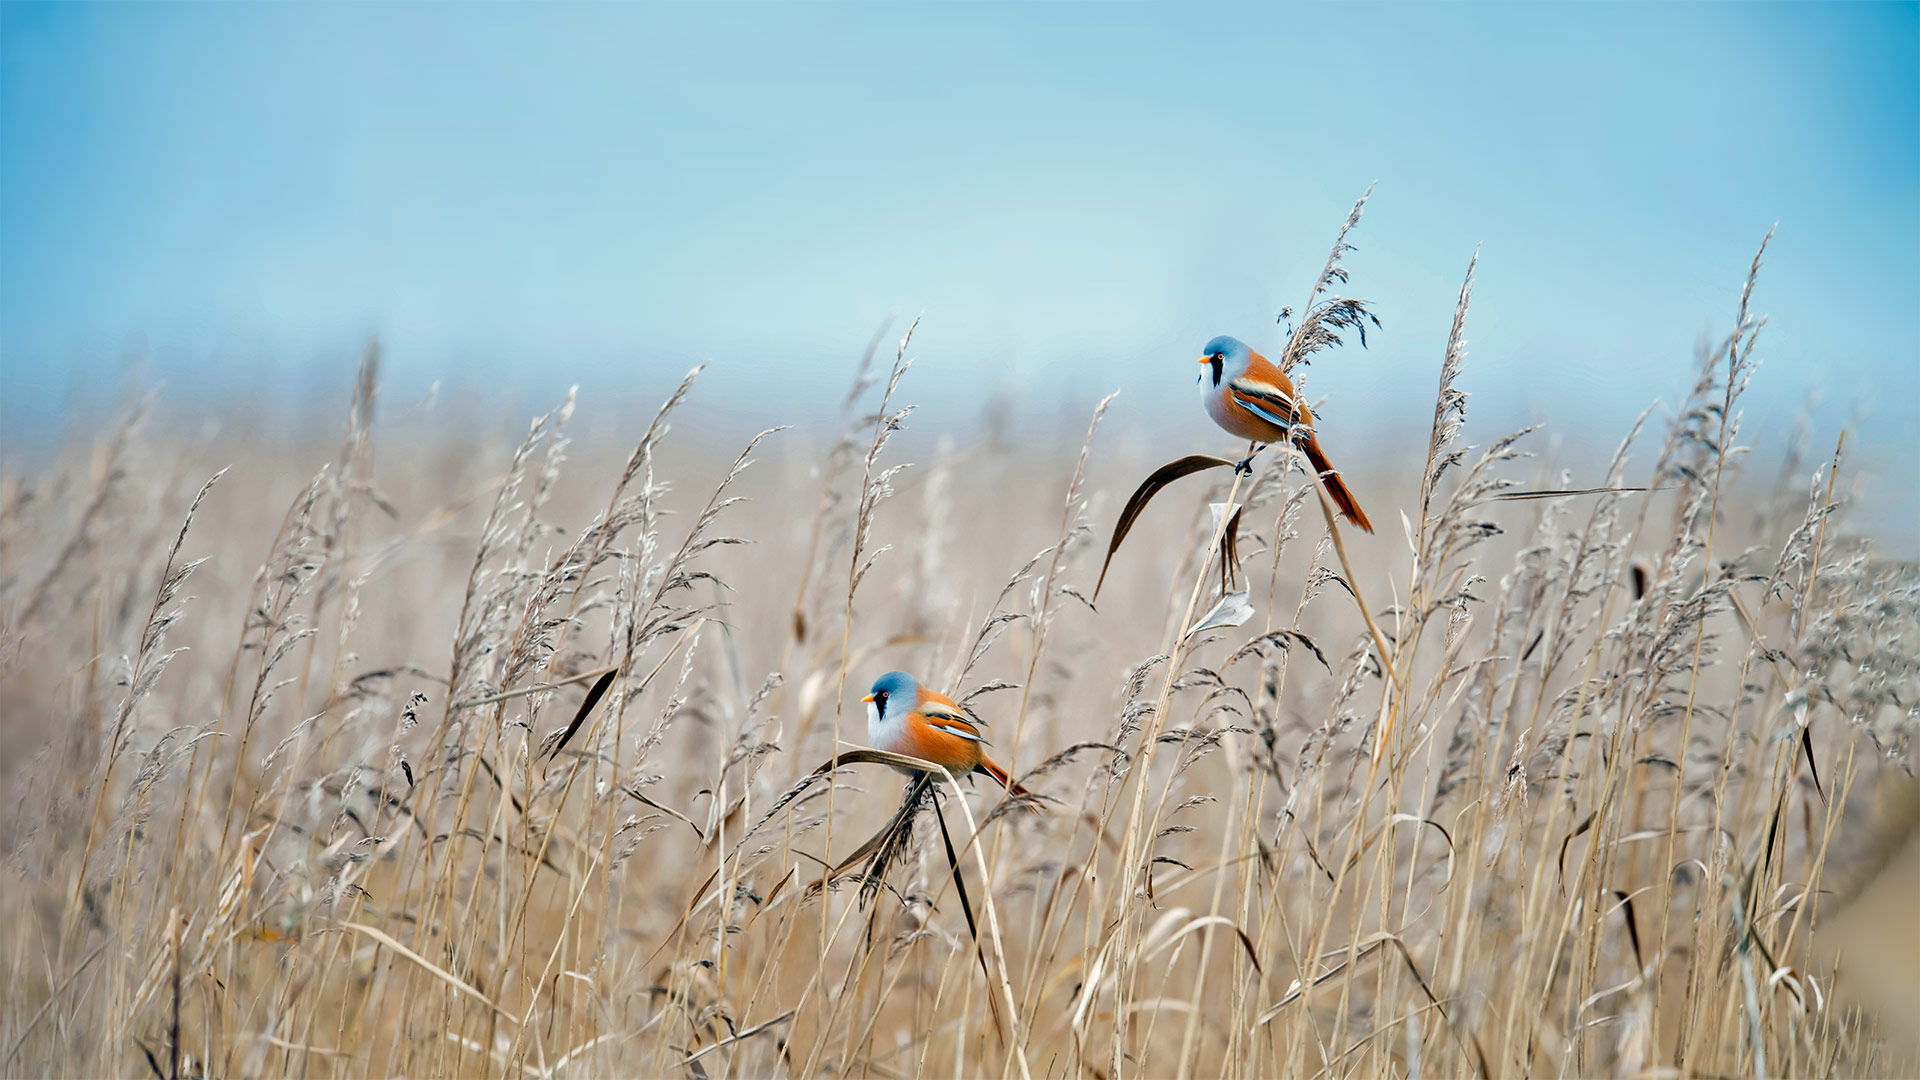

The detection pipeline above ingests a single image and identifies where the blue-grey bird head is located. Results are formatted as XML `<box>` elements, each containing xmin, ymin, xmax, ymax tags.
<box><xmin>1198</xmin><ymin>335</ymin><xmax>1250</xmax><ymax>386</ymax></box>
<box><xmin>865</xmin><ymin>670</ymin><xmax>920</xmax><ymax>722</ymax></box>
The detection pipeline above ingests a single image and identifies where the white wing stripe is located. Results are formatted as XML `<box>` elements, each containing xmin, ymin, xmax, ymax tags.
<box><xmin>1228</xmin><ymin>380</ymin><xmax>1297</xmax><ymax>425</ymax></box>
<box><xmin>927</xmin><ymin>720</ymin><xmax>987</xmax><ymax>743</ymax></box>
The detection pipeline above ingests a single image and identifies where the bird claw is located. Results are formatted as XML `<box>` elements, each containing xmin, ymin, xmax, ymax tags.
<box><xmin>1233</xmin><ymin>456</ymin><xmax>1255</xmax><ymax>476</ymax></box>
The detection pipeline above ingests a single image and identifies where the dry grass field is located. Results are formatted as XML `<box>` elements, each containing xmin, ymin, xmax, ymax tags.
<box><xmin>2</xmin><ymin>223</ymin><xmax>1916</xmax><ymax>1079</ymax></box>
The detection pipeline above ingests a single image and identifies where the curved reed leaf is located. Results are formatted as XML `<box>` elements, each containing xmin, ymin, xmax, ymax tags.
<box><xmin>1218</xmin><ymin>503</ymin><xmax>1247</xmax><ymax>594</ymax></box>
<box><xmin>1481</xmin><ymin>485</ymin><xmax>1654</xmax><ymax>503</ymax></box>
<box><xmin>544</xmin><ymin>666</ymin><xmax>618</xmax><ymax>760</ymax></box>
<box><xmin>1092</xmin><ymin>455</ymin><xmax>1236</xmax><ymax>603</ymax></box>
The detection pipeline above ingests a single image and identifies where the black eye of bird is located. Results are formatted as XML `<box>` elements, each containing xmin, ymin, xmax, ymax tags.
<box><xmin>873</xmin><ymin>691</ymin><xmax>888</xmax><ymax>711</ymax></box>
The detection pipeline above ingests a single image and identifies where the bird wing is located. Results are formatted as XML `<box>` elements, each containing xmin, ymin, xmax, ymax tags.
<box><xmin>1226</xmin><ymin>376</ymin><xmax>1302</xmax><ymax>429</ymax></box>
<box><xmin>917</xmin><ymin>698</ymin><xmax>989</xmax><ymax>744</ymax></box>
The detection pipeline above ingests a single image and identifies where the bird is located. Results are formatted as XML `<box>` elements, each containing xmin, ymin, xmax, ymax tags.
<box><xmin>863</xmin><ymin>670</ymin><xmax>1034</xmax><ymax>799</ymax></box>
<box><xmin>1197</xmin><ymin>334</ymin><xmax>1373</xmax><ymax>533</ymax></box>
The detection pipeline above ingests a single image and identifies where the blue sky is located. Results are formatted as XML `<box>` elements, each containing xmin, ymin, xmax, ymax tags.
<box><xmin>2</xmin><ymin>3</ymin><xmax>1915</xmax><ymax>529</ymax></box>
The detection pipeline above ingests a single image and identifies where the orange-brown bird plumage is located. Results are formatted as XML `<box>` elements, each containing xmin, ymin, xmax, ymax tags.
<box><xmin>863</xmin><ymin>671</ymin><xmax>1034</xmax><ymax>798</ymax></box>
<box><xmin>1199</xmin><ymin>336</ymin><xmax>1373</xmax><ymax>532</ymax></box>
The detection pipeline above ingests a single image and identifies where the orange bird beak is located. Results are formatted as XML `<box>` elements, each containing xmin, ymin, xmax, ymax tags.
<box><xmin>861</xmin><ymin>693</ymin><xmax>875</xmax><ymax>703</ymax></box>
<box><xmin>1196</xmin><ymin>355</ymin><xmax>1212</xmax><ymax>364</ymax></box>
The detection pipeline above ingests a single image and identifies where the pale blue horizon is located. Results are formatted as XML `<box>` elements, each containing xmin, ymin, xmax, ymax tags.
<box><xmin>3</xmin><ymin>2</ymin><xmax>1916</xmax><ymax>535</ymax></box>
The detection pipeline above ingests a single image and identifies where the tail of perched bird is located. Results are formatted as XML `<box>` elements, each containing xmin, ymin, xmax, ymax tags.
<box><xmin>974</xmin><ymin>756</ymin><xmax>1034</xmax><ymax>800</ymax></box>
<box><xmin>1303</xmin><ymin>436</ymin><xmax>1373</xmax><ymax>533</ymax></box>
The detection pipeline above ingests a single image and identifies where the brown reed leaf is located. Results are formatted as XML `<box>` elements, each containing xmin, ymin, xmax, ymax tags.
<box><xmin>1092</xmin><ymin>455</ymin><xmax>1236</xmax><ymax>603</ymax></box>
<box><xmin>619</xmin><ymin>784</ymin><xmax>705</xmax><ymax>841</ymax></box>
<box><xmin>1558</xmin><ymin>812</ymin><xmax>1596</xmax><ymax>891</ymax></box>
<box><xmin>544</xmin><ymin>666</ymin><xmax>618</xmax><ymax>761</ymax></box>
<box><xmin>1220</xmin><ymin>503</ymin><xmax>1246</xmax><ymax>594</ymax></box>
<box><xmin>1140</xmin><ymin>912</ymin><xmax>1264</xmax><ymax>975</ymax></box>
<box><xmin>1481</xmin><ymin>485</ymin><xmax>1654</xmax><ymax>503</ymax></box>
<box><xmin>1610</xmin><ymin>888</ymin><xmax>1646</xmax><ymax>970</ymax></box>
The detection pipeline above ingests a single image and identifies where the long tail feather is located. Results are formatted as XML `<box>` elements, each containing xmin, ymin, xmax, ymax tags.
<box><xmin>1303</xmin><ymin>439</ymin><xmax>1373</xmax><ymax>533</ymax></box>
<box><xmin>975</xmin><ymin>757</ymin><xmax>1035</xmax><ymax>801</ymax></box>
